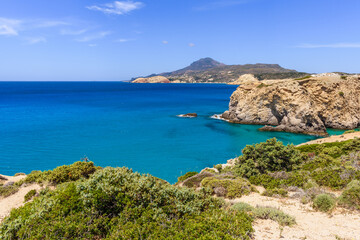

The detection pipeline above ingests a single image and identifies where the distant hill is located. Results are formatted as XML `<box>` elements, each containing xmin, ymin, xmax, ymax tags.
<box><xmin>132</xmin><ymin>58</ymin><xmax>308</xmax><ymax>83</ymax></box>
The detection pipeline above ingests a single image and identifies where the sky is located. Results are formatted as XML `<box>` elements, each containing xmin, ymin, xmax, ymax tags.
<box><xmin>0</xmin><ymin>0</ymin><xmax>359</xmax><ymax>81</ymax></box>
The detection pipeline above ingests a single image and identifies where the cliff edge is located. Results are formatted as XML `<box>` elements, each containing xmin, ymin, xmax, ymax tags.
<box><xmin>221</xmin><ymin>74</ymin><xmax>360</xmax><ymax>136</ymax></box>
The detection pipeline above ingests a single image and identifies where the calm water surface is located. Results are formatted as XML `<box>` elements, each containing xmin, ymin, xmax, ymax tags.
<box><xmin>0</xmin><ymin>82</ymin><xmax>320</xmax><ymax>182</ymax></box>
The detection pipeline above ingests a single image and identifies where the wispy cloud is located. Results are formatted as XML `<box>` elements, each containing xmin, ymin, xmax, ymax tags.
<box><xmin>60</xmin><ymin>28</ymin><xmax>87</xmax><ymax>36</ymax></box>
<box><xmin>162</xmin><ymin>40</ymin><xmax>168</xmax><ymax>44</ymax></box>
<box><xmin>87</xmin><ymin>1</ymin><xmax>144</xmax><ymax>15</ymax></box>
<box><xmin>0</xmin><ymin>18</ymin><xmax>21</xmax><ymax>36</ymax></box>
<box><xmin>34</xmin><ymin>20</ymin><xmax>70</xmax><ymax>28</ymax></box>
<box><xmin>194</xmin><ymin>0</ymin><xmax>249</xmax><ymax>11</ymax></box>
<box><xmin>296</xmin><ymin>43</ymin><xmax>360</xmax><ymax>48</ymax></box>
<box><xmin>76</xmin><ymin>31</ymin><xmax>111</xmax><ymax>42</ymax></box>
<box><xmin>115</xmin><ymin>38</ymin><xmax>134</xmax><ymax>43</ymax></box>
<box><xmin>188</xmin><ymin>43</ymin><xmax>195</xmax><ymax>47</ymax></box>
<box><xmin>88</xmin><ymin>44</ymin><xmax>97</xmax><ymax>47</ymax></box>
<box><xmin>25</xmin><ymin>36</ymin><xmax>47</xmax><ymax>45</ymax></box>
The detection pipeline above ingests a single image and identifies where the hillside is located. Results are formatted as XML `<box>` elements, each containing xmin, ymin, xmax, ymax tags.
<box><xmin>132</xmin><ymin>58</ymin><xmax>308</xmax><ymax>83</ymax></box>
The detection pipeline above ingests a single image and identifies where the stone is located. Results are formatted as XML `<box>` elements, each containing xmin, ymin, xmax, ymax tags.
<box><xmin>132</xmin><ymin>76</ymin><xmax>170</xmax><ymax>83</ymax></box>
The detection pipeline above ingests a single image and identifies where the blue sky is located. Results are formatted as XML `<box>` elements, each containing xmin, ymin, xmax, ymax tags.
<box><xmin>0</xmin><ymin>0</ymin><xmax>359</xmax><ymax>81</ymax></box>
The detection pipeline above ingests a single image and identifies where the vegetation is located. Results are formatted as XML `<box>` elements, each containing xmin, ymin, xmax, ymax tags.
<box><xmin>339</xmin><ymin>91</ymin><xmax>344</xmax><ymax>97</ymax></box>
<box><xmin>0</xmin><ymin>184</ymin><xmax>20</xmax><ymax>198</ymax></box>
<box><xmin>201</xmin><ymin>177</ymin><xmax>254</xmax><ymax>199</ymax></box>
<box><xmin>20</xmin><ymin>161</ymin><xmax>98</xmax><ymax>185</ymax></box>
<box><xmin>338</xmin><ymin>180</ymin><xmax>360</xmax><ymax>210</ymax></box>
<box><xmin>0</xmin><ymin>167</ymin><xmax>254</xmax><ymax>239</ymax></box>
<box><xmin>261</xmin><ymin>188</ymin><xmax>288</xmax><ymax>198</ymax></box>
<box><xmin>24</xmin><ymin>189</ymin><xmax>36</xmax><ymax>202</ymax></box>
<box><xmin>312</xmin><ymin>194</ymin><xmax>336</xmax><ymax>212</ymax></box>
<box><xmin>295</xmin><ymin>75</ymin><xmax>312</xmax><ymax>80</ymax></box>
<box><xmin>177</xmin><ymin>171</ymin><xmax>198</xmax><ymax>183</ymax></box>
<box><xmin>231</xmin><ymin>202</ymin><xmax>296</xmax><ymax>226</ymax></box>
<box><xmin>233</xmin><ymin>138</ymin><xmax>305</xmax><ymax>178</ymax></box>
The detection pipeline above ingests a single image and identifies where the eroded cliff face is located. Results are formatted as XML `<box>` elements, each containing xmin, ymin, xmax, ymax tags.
<box><xmin>221</xmin><ymin>75</ymin><xmax>360</xmax><ymax>136</ymax></box>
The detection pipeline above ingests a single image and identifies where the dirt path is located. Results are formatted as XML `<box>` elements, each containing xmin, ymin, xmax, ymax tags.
<box><xmin>0</xmin><ymin>174</ymin><xmax>41</xmax><ymax>222</ymax></box>
<box><xmin>297</xmin><ymin>132</ymin><xmax>360</xmax><ymax>146</ymax></box>
<box><xmin>228</xmin><ymin>192</ymin><xmax>360</xmax><ymax>240</ymax></box>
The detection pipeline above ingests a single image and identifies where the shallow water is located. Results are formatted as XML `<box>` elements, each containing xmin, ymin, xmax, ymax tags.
<box><xmin>0</xmin><ymin>82</ymin><xmax>319</xmax><ymax>183</ymax></box>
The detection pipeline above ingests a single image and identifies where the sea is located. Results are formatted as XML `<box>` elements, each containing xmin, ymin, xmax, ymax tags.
<box><xmin>0</xmin><ymin>82</ymin><xmax>339</xmax><ymax>183</ymax></box>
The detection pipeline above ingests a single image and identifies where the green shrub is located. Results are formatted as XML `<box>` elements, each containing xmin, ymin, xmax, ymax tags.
<box><xmin>339</xmin><ymin>92</ymin><xmax>344</xmax><ymax>97</ymax></box>
<box><xmin>344</xmin><ymin>130</ymin><xmax>356</xmax><ymax>134</ymax></box>
<box><xmin>248</xmin><ymin>174</ymin><xmax>282</xmax><ymax>189</ymax></box>
<box><xmin>234</xmin><ymin>138</ymin><xmax>305</xmax><ymax>178</ymax></box>
<box><xmin>0</xmin><ymin>185</ymin><xmax>20</xmax><ymax>198</ymax></box>
<box><xmin>177</xmin><ymin>171</ymin><xmax>198</xmax><ymax>183</ymax></box>
<box><xmin>338</xmin><ymin>180</ymin><xmax>360</xmax><ymax>210</ymax></box>
<box><xmin>261</xmin><ymin>188</ymin><xmax>288</xmax><ymax>197</ymax></box>
<box><xmin>232</xmin><ymin>203</ymin><xmax>296</xmax><ymax>226</ymax></box>
<box><xmin>312</xmin><ymin>194</ymin><xmax>336</xmax><ymax>212</ymax></box>
<box><xmin>182</xmin><ymin>171</ymin><xmax>214</xmax><ymax>188</ymax></box>
<box><xmin>14</xmin><ymin>173</ymin><xmax>26</xmax><ymax>176</ymax></box>
<box><xmin>231</xmin><ymin>202</ymin><xmax>254</xmax><ymax>212</ymax></box>
<box><xmin>201</xmin><ymin>177</ymin><xmax>253</xmax><ymax>199</ymax></box>
<box><xmin>21</xmin><ymin>161</ymin><xmax>97</xmax><ymax>185</ymax></box>
<box><xmin>253</xmin><ymin>207</ymin><xmax>296</xmax><ymax>226</ymax></box>
<box><xmin>24</xmin><ymin>189</ymin><xmax>37</xmax><ymax>202</ymax></box>
<box><xmin>0</xmin><ymin>167</ymin><xmax>254</xmax><ymax>239</ymax></box>
<box><xmin>295</xmin><ymin>75</ymin><xmax>311</xmax><ymax>80</ymax></box>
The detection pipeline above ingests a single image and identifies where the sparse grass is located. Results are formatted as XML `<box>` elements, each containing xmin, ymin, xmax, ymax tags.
<box><xmin>261</xmin><ymin>188</ymin><xmax>288</xmax><ymax>197</ymax></box>
<box><xmin>201</xmin><ymin>177</ymin><xmax>253</xmax><ymax>198</ymax></box>
<box><xmin>339</xmin><ymin>91</ymin><xmax>344</xmax><ymax>97</ymax></box>
<box><xmin>14</xmin><ymin>173</ymin><xmax>26</xmax><ymax>177</ymax></box>
<box><xmin>295</xmin><ymin>75</ymin><xmax>312</xmax><ymax>80</ymax></box>
<box><xmin>312</xmin><ymin>194</ymin><xmax>336</xmax><ymax>212</ymax></box>
<box><xmin>231</xmin><ymin>203</ymin><xmax>296</xmax><ymax>226</ymax></box>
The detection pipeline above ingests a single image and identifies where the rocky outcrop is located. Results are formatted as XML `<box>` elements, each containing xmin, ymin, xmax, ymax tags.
<box><xmin>132</xmin><ymin>76</ymin><xmax>170</xmax><ymax>83</ymax></box>
<box><xmin>228</xmin><ymin>74</ymin><xmax>259</xmax><ymax>85</ymax></box>
<box><xmin>221</xmin><ymin>74</ymin><xmax>360</xmax><ymax>136</ymax></box>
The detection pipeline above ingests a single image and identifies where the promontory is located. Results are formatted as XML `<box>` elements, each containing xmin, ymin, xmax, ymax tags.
<box><xmin>221</xmin><ymin>74</ymin><xmax>360</xmax><ymax>136</ymax></box>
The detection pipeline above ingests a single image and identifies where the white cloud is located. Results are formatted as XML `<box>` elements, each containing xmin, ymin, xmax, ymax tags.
<box><xmin>25</xmin><ymin>36</ymin><xmax>47</xmax><ymax>45</ymax></box>
<box><xmin>115</xmin><ymin>38</ymin><xmax>134</xmax><ymax>42</ymax></box>
<box><xmin>188</xmin><ymin>43</ymin><xmax>195</xmax><ymax>47</ymax></box>
<box><xmin>87</xmin><ymin>1</ymin><xmax>144</xmax><ymax>15</ymax></box>
<box><xmin>162</xmin><ymin>40</ymin><xmax>168</xmax><ymax>44</ymax></box>
<box><xmin>35</xmin><ymin>21</ymin><xmax>70</xmax><ymax>28</ymax></box>
<box><xmin>296</xmin><ymin>43</ymin><xmax>360</xmax><ymax>48</ymax></box>
<box><xmin>88</xmin><ymin>44</ymin><xmax>97</xmax><ymax>47</ymax></box>
<box><xmin>60</xmin><ymin>29</ymin><xmax>87</xmax><ymax>36</ymax></box>
<box><xmin>194</xmin><ymin>0</ymin><xmax>249</xmax><ymax>11</ymax></box>
<box><xmin>76</xmin><ymin>31</ymin><xmax>111</xmax><ymax>42</ymax></box>
<box><xmin>0</xmin><ymin>18</ymin><xmax>21</xmax><ymax>36</ymax></box>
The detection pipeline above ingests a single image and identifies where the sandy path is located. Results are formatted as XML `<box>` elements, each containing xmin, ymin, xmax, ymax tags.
<box><xmin>0</xmin><ymin>174</ymin><xmax>42</xmax><ymax>222</ymax></box>
<box><xmin>228</xmin><ymin>193</ymin><xmax>360</xmax><ymax>240</ymax></box>
<box><xmin>297</xmin><ymin>132</ymin><xmax>360</xmax><ymax>146</ymax></box>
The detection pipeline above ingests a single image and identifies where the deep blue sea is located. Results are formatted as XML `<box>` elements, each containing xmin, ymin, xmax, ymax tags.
<box><xmin>0</xmin><ymin>82</ymin><xmax>327</xmax><ymax>183</ymax></box>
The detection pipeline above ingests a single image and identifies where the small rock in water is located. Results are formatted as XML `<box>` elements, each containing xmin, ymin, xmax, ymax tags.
<box><xmin>178</xmin><ymin>113</ymin><xmax>197</xmax><ymax>118</ymax></box>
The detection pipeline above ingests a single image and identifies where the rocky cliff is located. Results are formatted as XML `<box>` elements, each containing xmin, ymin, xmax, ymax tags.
<box><xmin>221</xmin><ymin>74</ymin><xmax>360</xmax><ymax>136</ymax></box>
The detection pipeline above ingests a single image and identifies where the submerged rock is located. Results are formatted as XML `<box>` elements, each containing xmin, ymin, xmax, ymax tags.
<box><xmin>222</xmin><ymin>74</ymin><xmax>360</xmax><ymax>136</ymax></box>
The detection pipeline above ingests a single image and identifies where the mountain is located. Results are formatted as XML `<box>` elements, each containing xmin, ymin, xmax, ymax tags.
<box><xmin>132</xmin><ymin>58</ymin><xmax>308</xmax><ymax>83</ymax></box>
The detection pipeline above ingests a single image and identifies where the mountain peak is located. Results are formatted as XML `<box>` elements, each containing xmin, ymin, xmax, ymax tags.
<box><xmin>187</xmin><ymin>58</ymin><xmax>225</xmax><ymax>71</ymax></box>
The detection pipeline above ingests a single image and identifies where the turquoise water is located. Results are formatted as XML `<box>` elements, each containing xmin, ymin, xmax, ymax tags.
<box><xmin>0</xmin><ymin>82</ymin><xmax>319</xmax><ymax>183</ymax></box>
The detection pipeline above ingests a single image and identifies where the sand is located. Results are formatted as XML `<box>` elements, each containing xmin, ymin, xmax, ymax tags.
<box><xmin>228</xmin><ymin>190</ymin><xmax>360</xmax><ymax>240</ymax></box>
<box><xmin>297</xmin><ymin>131</ymin><xmax>360</xmax><ymax>147</ymax></box>
<box><xmin>0</xmin><ymin>175</ymin><xmax>41</xmax><ymax>222</ymax></box>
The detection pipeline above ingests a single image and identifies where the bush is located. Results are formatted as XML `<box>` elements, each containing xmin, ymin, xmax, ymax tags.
<box><xmin>312</xmin><ymin>194</ymin><xmax>336</xmax><ymax>212</ymax></box>
<box><xmin>201</xmin><ymin>177</ymin><xmax>253</xmax><ymax>199</ymax></box>
<box><xmin>21</xmin><ymin>161</ymin><xmax>98</xmax><ymax>185</ymax></box>
<box><xmin>182</xmin><ymin>171</ymin><xmax>214</xmax><ymax>188</ymax></box>
<box><xmin>0</xmin><ymin>185</ymin><xmax>20</xmax><ymax>198</ymax></box>
<box><xmin>231</xmin><ymin>203</ymin><xmax>296</xmax><ymax>226</ymax></box>
<box><xmin>24</xmin><ymin>189</ymin><xmax>37</xmax><ymax>202</ymax></box>
<box><xmin>234</xmin><ymin>138</ymin><xmax>305</xmax><ymax>178</ymax></box>
<box><xmin>253</xmin><ymin>207</ymin><xmax>296</xmax><ymax>226</ymax></box>
<box><xmin>261</xmin><ymin>188</ymin><xmax>288</xmax><ymax>198</ymax></box>
<box><xmin>177</xmin><ymin>171</ymin><xmax>198</xmax><ymax>183</ymax></box>
<box><xmin>0</xmin><ymin>167</ymin><xmax>254</xmax><ymax>239</ymax></box>
<box><xmin>339</xmin><ymin>92</ymin><xmax>344</xmax><ymax>97</ymax></box>
<box><xmin>338</xmin><ymin>180</ymin><xmax>360</xmax><ymax>210</ymax></box>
